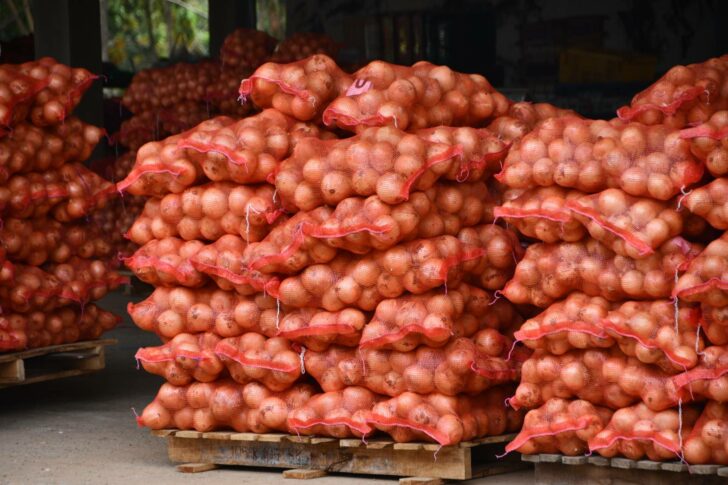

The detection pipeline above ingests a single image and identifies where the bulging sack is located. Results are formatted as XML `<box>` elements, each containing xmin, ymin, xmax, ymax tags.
<box><xmin>136</xmin><ymin>332</ymin><xmax>224</xmax><ymax>386</ymax></box>
<box><xmin>494</xmin><ymin>187</ymin><xmax>585</xmax><ymax>243</ymax></box>
<box><xmin>14</xmin><ymin>57</ymin><xmax>97</xmax><ymax>126</ymax></box>
<box><xmin>273</xmin><ymin>234</ymin><xmax>487</xmax><ymax>311</ymax></box>
<box><xmin>359</xmin><ymin>284</ymin><xmax>521</xmax><ymax>352</ymax></box>
<box><xmin>514</xmin><ymin>293</ymin><xmax>704</xmax><ymax>373</ymax></box>
<box><xmin>137</xmin><ymin>379</ymin><xmax>316</xmax><ymax>433</ymax></box>
<box><xmin>308</xmin><ymin>181</ymin><xmax>500</xmax><ymax>254</ymax></box>
<box><xmin>323</xmin><ymin>60</ymin><xmax>509</xmax><ymax>132</ymax></box>
<box><xmin>617</xmin><ymin>55</ymin><xmax>728</xmax><ymax>128</ymax></box>
<box><xmin>215</xmin><ymin>333</ymin><xmax>303</xmax><ymax>392</ymax></box>
<box><xmin>304</xmin><ymin>333</ymin><xmax>519</xmax><ymax>397</ymax></box>
<box><xmin>128</xmin><ymin>286</ymin><xmax>279</xmax><ymax>339</ymax></box>
<box><xmin>504</xmin><ymin>237</ymin><xmax>701</xmax><ymax>307</ymax></box>
<box><xmin>680</xmin><ymin>110</ymin><xmax>728</xmax><ymax>176</ymax></box>
<box><xmin>127</xmin><ymin>182</ymin><xmax>282</xmax><ymax>245</ymax></box>
<box><xmin>0</xmin><ymin>304</ymin><xmax>119</xmax><ymax>351</ymax></box>
<box><xmin>505</xmin><ymin>398</ymin><xmax>613</xmax><ymax>456</ymax></box>
<box><xmin>496</xmin><ymin>116</ymin><xmax>703</xmax><ymax>200</ymax></box>
<box><xmin>240</xmin><ymin>55</ymin><xmax>352</xmax><ymax>121</ymax></box>
<box><xmin>683</xmin><ymin>401</ymin><xmax>728</xmax><ymax>464</ymax></box>
<box><xmin>674</xmin><ymin>232</ymin><xmax>728</xmax><ymax>306</ymax></box>
<box><xmin>287</xmin><ymin>387</ymin><xmax>379</xmax><ymax>438</ymax></box>
<box><xmin>589</xmin><ymin>403</ymin><xmax>700</xmax><ymax>461</ymax></box>
<box><xmin>367</xmin><ymin>386</ymin><xmax>523</xmax><ymax>446</ymax></box>
<box><xmin>125</xmin><ymin>237</ymin><xmax>207</xmax><ymax>288</ymax></box>
<box><xmin>274</xmin><ymin>126</ymin><xmax>465</xmax><ymax>211</ymax></box>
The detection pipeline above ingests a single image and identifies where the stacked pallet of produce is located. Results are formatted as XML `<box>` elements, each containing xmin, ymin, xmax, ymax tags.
<box><xmin>0</xmin><ymin>58</ymin><xmax>123</xmax><ymax>351</ymax></box>
<box><xmin>126</xmin><ymin>54</ymin><xmax>531</xmax><ymax>445</ymax></box>
<box><xmin>502</xmin><ymin>54</ymin><xmax>728</xmax><ymax>464</ymax></box>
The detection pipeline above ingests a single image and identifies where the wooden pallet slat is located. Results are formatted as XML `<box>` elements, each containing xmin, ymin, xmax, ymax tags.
<box><xmin>525</xmin><ymin>453</ymin><xmax>728</xmax><ymax>483</ymax></box>
<box><xmin>282</xmin><ymin>469</ymin><xmax>328</xmax><ymax>479</ymax></box>
<box><xmin>0</xmin><ymin>339</ymin><xmax>116</xmax><ymax>389</ymax></box>
<box><xmin>155</xmin><ymin>431</ymin><xmax>527</xmax><ymax>481</ymax></box>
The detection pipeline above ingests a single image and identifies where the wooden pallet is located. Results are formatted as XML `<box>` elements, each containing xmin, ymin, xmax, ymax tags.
<box><xmin>0</xmin><ymin>339</ymin><xmax>116</xmax><ymax>388</ymax></box>
<box><xmin>153</xmin><ymin>430</ymin><xmax>528</xmax><ymax>482</ymax></box>
<box><xmin>523</xmin><ymin>453</ymin><xmax>728</xmax><ymax>484</ymax></box>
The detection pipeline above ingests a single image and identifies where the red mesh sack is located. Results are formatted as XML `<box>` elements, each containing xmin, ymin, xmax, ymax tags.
<box><xmin>220</xmin><ymin>28</ymin><xmax>277</xmax><ymax>69</ymax></box>
<box><xmin>240</xmin><ymin>55</ymin><xmax>352</xmax><ymax>121</ymax></box>
<box><xmin>271</xmin><ymin>33</ymin><xmax>339</xmax><ymax>63</ymax></box>
<box><xmin>0</xmin><ymin>304</ymin><xmax>119</xmax><ymax>352</ymax></box>
<box><xmin>215</xmin><ymin>333</ymin><xmax>302</xmax><ymax>392</ymax></box>
<box><xmin>288</xmin><ymin>387</ymin><xmax>378</xmax><ymax>438</ymax></box>
<box><xmin>124</xmin><ymin>237</ymin><xmax>206</xmax><ymax>288</ymax></box>
<box><xmin>273</xmin><ymin>234</ymin><xmax>485</xmax><ymax>311</ymax></box>
<box><xmin>682</xmin><ymin>178</ymin><xmax>728</xmax><ymax>230</ymax></box>
<box><xmin>671</xmin><ymin>345</ymin><xmax>728</xmax><ymax>403</ymax></box>
<box><xmin>128</xmin><ymin>286</ymin><xmax>279</xmax><ymax>339</ymax></box>
<box><xmin>14</xmin><ymin>57</ymin><xmax>97</xmax><ymax>126</ymax></box>
<box><xmin>136</xmin><ymin>332</ymin><xmax>224</xmax><ymax>386</ymax></box>
<box><xmin>414</xmin><ymin>126</ymin><xmax>510</xmax><ymax>181</ymax></box>
<box><xmin>513</xmin><ymin>348</ymin><xmax>688</xmax><ymax>412</ymax></box>
<box><xmin>494</xmin><ymin>187</ymin><xmax>585</xmax><ymax>243</ymax></box>
<box><xmin>487</xmin><ymin>102</ymin><xmax>580</xmax><ymax>143</ymax></box>
<box><xmin>44</xmin><ymin>257</ymin><xmax>127</xmax><ymax>303</ymax></box>
<box><xmin>126</xmin><ymin>182</ymin><xmax>282</xmax><ymax>245</ymax></box>
<box><xmin>457</xmin><ymin>224</ymin><xmax>524</xmax><ymax>291</ymax></box>
<box><xmin>137</xmin><ymin>379</ymin><xmax>317</xmax><ymax>432</ymax></box>
<box><xmin>190</xmin><ymin>235</ymin><xmax>278</xmax><ymax>295</ymax></box>
<box><xmin>617</xmin><ymin>55</ymin><xmax>728</xmax><ymax>128</ymax></box>
<box><xmin>177</xmin><ymin>109</ymin><xmax>330</xmax><ymax>185</ymax></box>
<box><xmin>0</xmin><ymin>118</ymin><xmax>103</xmax><ymax>183</ymax></box>
<box><xmin>0</xmin><ymin>260</ymin><xmax>125</xmax><ymax>312</ymax></box>
<box><xmin>241</xmin><ymin>207</ymin><xmax>336</xmax><ymax>275</ymax></box>
<box><xmin>505</xmin><ymin>398</ymin><xmax>613</xmax><ymax>455</ymax></box>
<box><xmin>504</xmin><ymin>237</ymin><xmax>701</xmax><ymax>308</ymax></box>
<box><xmin>701</xmin><ymin>303</ymin><xmax>728</xmax><ymax>345</ymax></box>
<box><xmin>308</xmin><ymin>181</ymin><xmax>499</xmax><ymax>254</ymax></box>
<box><xmin>0</xmin><ymin>218</ymin><xmax>113</xmax><ymax>265</ymax></box>
<box><xmin>683</xmin><ymin>401</ymin><xmax>728</xmax><ymax>464</ymax></box>
<box><xmin>567</xmin><ymin>189</ymin><xmax>684</xmax><ymax>258</ymax></box>
<box><xmin>681</xmin><ymin>110</ymin><xmax>728</xmax><ymax>176</ymax></box>
<box><xmin>304</xmin><ymin>336</ymin><xmax>519</xmax><ymax>397</ymax></box>
<box><xmin>117</xmin><ymin>118</ymin><xmax>231</xmax><ymax>196</ymax></box>
<box><xmin>322</xmin><ymin>60</ymin><xmax>509</xmax><ymax>132</ymax></box>
<box><xmin>496</xmin><ymin>117</ymin><xmax>703</xmax><ymax>200</ymax></box>
<box><xmin>274</xmin><ymin>126</ymin><xmax>464</xmax><ymax>211</ymax></box>
<box><xmin>589</xmin><ymin>403</ymin><xmax>700</xmax><ymax>461</ymax></box>
<box><xmin>0</xmin><ymin>163</ymin><xmax>116</xmax><ymax>221</ymax></box>
<box><xmin>674</xmin><ymin>232</ymin><xmax>728</xmax><ymax>305</ymax></box>
<box><xmin>515</xmin><ymin>293</ymin><xmax>704</xmax><ymax>372</ymax></box>
<box><xmin>358</xmin><ymin>284</ymin><xmax>521</xmax><ymax>351</ymax></box>
<box><xmin>276</xmin><ymin>307</ymin><xmax>367</xmax><ymax>351</ymax></box>
<box><xmin>0</xmin><ymin>65</ymin><xmax>48</xmax><ymax>131</ymax></box>
<box><xmin>367</xmin><ymin>386</ymin><xmax>522</xmax><ymax>446</ymax></box>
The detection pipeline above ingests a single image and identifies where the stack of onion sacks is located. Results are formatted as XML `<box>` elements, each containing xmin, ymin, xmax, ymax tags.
<box><xmin>0</xmin><ymin>58</ymin><xmax>123</xmax><ymax>352</ymax></box>
<box><xmin>498</xmin><ymin>55</ymin><xmax>728</xmax><ymax>466</ymax></box>
<box><xmin>133</xmin><ymin>54</ymin><xmax>529</xmax><ymax>447</ymax></box>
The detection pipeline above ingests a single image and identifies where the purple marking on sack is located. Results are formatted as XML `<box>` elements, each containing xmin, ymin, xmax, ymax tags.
<box><xmin>346</xmin><ymin>79</ymin><xmax>372</xmax><ymax>96</ymax></box>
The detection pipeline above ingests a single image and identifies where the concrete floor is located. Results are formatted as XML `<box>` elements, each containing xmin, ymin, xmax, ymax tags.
<box><xmin>0</xmin><ymin>289</ymin><xmax>534</xmax><ymax>485</ymax></box>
